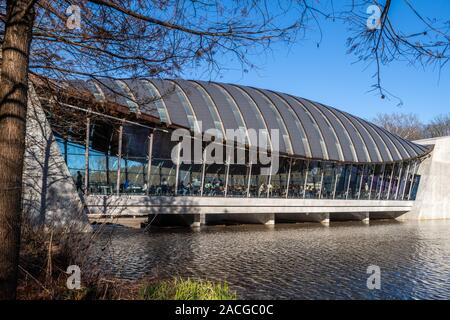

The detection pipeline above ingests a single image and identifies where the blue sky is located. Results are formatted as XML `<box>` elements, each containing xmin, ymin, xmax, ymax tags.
<box><xmin>185</xmin><ymin>0</ymin><xmax>450</xmax><ymax>122</ymax></box>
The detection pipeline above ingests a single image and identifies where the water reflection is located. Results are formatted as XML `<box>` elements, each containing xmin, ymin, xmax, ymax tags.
<box><xmin>91</xmin><ymin>220</ymin><xmax>450</xmax><ymax>299</ymax></box>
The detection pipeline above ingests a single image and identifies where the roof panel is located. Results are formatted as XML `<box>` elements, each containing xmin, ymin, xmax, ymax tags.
<box><xmin>311</xmin><ymin>102</ymin><xmax>360</xmax><ymax>162</ymax></box>
<box><xmin>76</xmin><ymin>78</ymin><xmax>430</xmax><ymax>163</ymax></box>
<box><xmin>194</xmin><ymin>81</ymin><xmax>239</xmax><ymax>131</ymax></box>
<box><xmin>259</xmin><ymin>89</ymin><xmax>309</xmax><ymax>157</ymax></box>
<box><xmin>149</xmin><ymin>79</ymin><xmax>190</xmax><ymax>129</ymax></box>
<box><xmin>219</xmin><ymin>83</ymin><xmax>268</xmax><ymax>133</ymax></box>
<box><xmin>295</xmin><ymin>97</ymin><xmax>342</xmax><ymax>161</ymax></box>
<box><xmin>275</xmin><ymin>92</ymin><xmax>325</xmax><ymax>159</ymax></box>
<box><xmin>238</xmin><ymin>85</ymin><xmax>290</xmax><ymax>154</ymax></box>
<box><xmin>173</xmin><ymin>79</ymin><xmax>216</xmax><ymax>133</ymax></box>
<box><xmin>122</xmin><ymin>79</ymin><xmax>162</xmax><ymax>119</ymax></box>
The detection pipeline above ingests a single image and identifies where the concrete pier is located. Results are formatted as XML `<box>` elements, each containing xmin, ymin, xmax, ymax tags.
<box><xmin>362</xmin><ymin>212</ymin><xmax>370</xmax><ymax>224</ymax></box>
<box><xmin>191</xmin><ymin>214</ymin><xmax>206</xmax><ymax>228</ymax></box>
<box><xmin>320</xmin><ymin>213</ymin><xmax>330</xmax><ymax>226</ymax></box>
<box><xmin>258</xmin><ymin>213</ymin><xmax>275</xmax><ymax>225</ymax></box>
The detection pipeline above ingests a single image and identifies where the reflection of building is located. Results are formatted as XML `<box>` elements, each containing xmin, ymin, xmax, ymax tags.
<box><xmin>26</xmin><ymin>79</ymin><xmax>449</xmax><ymax>227</ymax></box>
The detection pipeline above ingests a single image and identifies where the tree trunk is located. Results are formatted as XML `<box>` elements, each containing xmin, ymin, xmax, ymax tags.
<box><xmin>0</xmin><ymin>0</ymin><xmax>35</xmax><ymax>300</ymax></box>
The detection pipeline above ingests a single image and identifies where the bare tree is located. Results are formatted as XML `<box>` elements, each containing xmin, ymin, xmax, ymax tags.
<box><xmin>0</xmin><ymin>0</ymin><xmax>35</xmax><ymax>300</ymax></box>
<box><xmin>372</xmin><ymin>113</ymin><xmax>424</xmax><ymax>140</ymax></box>
<box><xmin>424</xmin><ymin>114</ymin><xmax>450</xmax><ymax>138</ymax></box>
<box><xmin>344</xmin><ymin>0</ymin><xmax>450</xmax><ymax>102</ymax></box>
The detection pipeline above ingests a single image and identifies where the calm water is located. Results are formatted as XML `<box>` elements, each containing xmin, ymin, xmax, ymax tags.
<box><xmin>91</xmin><ymin>220</ymin><xmax>450</xmax><ymax>299</ymax></box>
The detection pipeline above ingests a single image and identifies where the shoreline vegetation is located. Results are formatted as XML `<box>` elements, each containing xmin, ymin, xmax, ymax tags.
<box><xmin>140</xmin><ymin>278</ymin><xmax>237</xmax><ymax>300</ymax></box>
<box><xmin>17</xmin><ymin>221</ymin><xmax>236</xmax><ymax>300</ymax></box>
<box><xmin>18</xmin><ymin>276</ymin><xmax>237</xmax><ymax>300</ymax></box>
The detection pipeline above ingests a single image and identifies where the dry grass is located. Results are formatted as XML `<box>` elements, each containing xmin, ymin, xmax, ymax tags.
<box><xmin>16</xmin><ymin>220</ymin><xmax>236</xmax><ymax>300</ymax></box>
<box><xmin>140</xmin><ymin>278</ymin><xmax>237</xmax><ymax>300</ymax></box>
<box><xmin>15</xmin><ymin>217</ymin><xmax>131</xmax><ymax>300</ymax></box>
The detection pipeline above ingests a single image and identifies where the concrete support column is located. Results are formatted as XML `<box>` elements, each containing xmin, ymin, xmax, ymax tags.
<box><xmin>174</xmin><ymin>143</ymin><xmax>181</xmax><ymax>195</ymax></box>
<box><xmin>146</xmin><ymin>132</ymin><xmax>154</xmax><ymax>195</ymax></box>
<box><xmin>85</xmin><ymin>117</ymin><xmax>90</xmax><ymax>194</ymax></box>
<box><xmin>224</xmin><ymin>155</ymin><xmax>230</xmax><ymax>197</ymax></box>
<box><xmin>246</xmin><ymin>162</ymin><xmax>252</xmax><ymax>198</ymax></box>
<box><xmin>190</xmin><ymin>213</ymin><xmax>206</xmax><ymax>228</ymax></box>
<box><xmin>116</xmin><ymin>124</ymin><xmax>123</xmax><ymax>195</ymax></box>
<box><xmin>362</xmin><ymin>212</ymin><xmax>370</xmax><ymax>224</ymax></box>
<box><xmin>319</xmin><ymin>212</ymin><xmax>330</xmax><ymax>226</ymax></box>
<box><xmin>200</xmin><ymin>149</ymin><xmax>206</xmax><ymax>197</ymax></box>
<box><xmin>258</xmin><ymin>213</ymin><xmax>275</xmax><ymax>225</ymax></box>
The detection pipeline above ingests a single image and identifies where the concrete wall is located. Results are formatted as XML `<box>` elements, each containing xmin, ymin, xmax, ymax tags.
<box><xmin>22</xmin><ymin>86</ymin><xmax>91</xmax><ymax>231</ymax></box>
<box><xmin>401</xmin><ymin>136</ymin><xmax>450</xmax><ymax>220</ymax></box>
<box><xmin>86</xmin><ymin>195</ymin><xmax>413</xmax><ymax>217</ymax></box>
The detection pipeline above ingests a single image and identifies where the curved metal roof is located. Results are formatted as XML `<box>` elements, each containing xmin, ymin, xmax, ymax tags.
<box><xmin>81</xmin><ymin>78</ymin><xmax>430</xmax><ymax>163</ymax></box>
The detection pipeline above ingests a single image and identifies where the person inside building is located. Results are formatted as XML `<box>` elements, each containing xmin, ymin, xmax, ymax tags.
<box><xmin>75</xmin><ymin>171</ymin><xmax>84</xmax><ymax>194</ymax></box>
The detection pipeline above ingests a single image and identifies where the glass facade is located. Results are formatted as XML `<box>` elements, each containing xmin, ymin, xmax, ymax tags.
<box><xmin>55</xmin><ymin>121</ymin><xmax>423</xmax><ymax>201</ymax></box>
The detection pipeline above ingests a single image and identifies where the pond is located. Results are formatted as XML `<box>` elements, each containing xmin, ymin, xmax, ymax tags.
<box><xmin>91</xmin><ymin>220</ymin><xmax>450</xmax><ymax>299</ymax></box>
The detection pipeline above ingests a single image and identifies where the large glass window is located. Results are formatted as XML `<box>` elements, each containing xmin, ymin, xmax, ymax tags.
<box><xmin>288</xmin><ymin>160</ymin><xmax>308</xmax><ymax>198</ymax></box>
<box><xmin>346</xmin><ymin>165</ymin><xmax>363</xmax><ymax>199</ymax></box>
<box><xmin>88</xmin><ymin>151</ymin><xmax>109</xmax><ymax>194</ymax></box>
<box><xmin>56</xmin><ymin>136</ymin><xmax>88</xmax><ymax>194</ymax></box>
<box><xmin>373</xmin><ymin>164</ymin><xmax>385</xmax><ymax>199</ymax></box>
<box><xmin>409</xmin><ymin>174</ymin><xmax>421</xmax><ymax>200</ymax></box>
<box><xmin>122</xmin><ymin>157</ymin><xmax>146</xmax><ymax>194</ymax></box>
<box><xmin>381</xmin><ymin>164</ymin><xmax>394</xmax><ymax>200</ymax></box>
<box><xmin>305</xmin><ymin>161</ymin><xmax>322</xmax><ymax>199</ymax></box>
<box><xmin>393</xmin><ymin>162</ymin><xmax>406</xmax><ymax>200</ymax></box>
<box><xmin>147</xmin><ymin>158</ymin><xmax>176</xmax><ymax>196</ymax></box>
<box><xmin>332</xmin><ymin>164</ymin><xmax>343</xmax><ymax>199</ymax></box>
<box><xmin>320</xmin><ymin>162</ymin><xmax>336</xmax><ymax>199</ymax></box>
<box><xmin>391</xmin><ymin>163</ymin><xmax>403</xmax><ymax>200</ymax></box>
<box><xmin>56</xmin><ymin>136</ymin><xmax>85</xmax><ymax>179</ymax></box>
<box><xmin>358</xmin><ymin>165</ymin><xmax>372</xmax><ymax>200</ymax></box>
<box><xmin>246</xmin><ymin>163</ymin><xmax>271</xmax><ymax>198</ymax></box>
<box><xmin>269</xmin><ymin>157</ymin><xmax>290</xmax><ymax>198</ymax></box>
<box><xmin>400</xmin><ymin>162</ymin><xmax>411</xmax><ymax>200</ymax></box>
<box><xmin>177</xmin><ymin>163</ymin><xmax>202</xmax><ymax>196</ymax></box>
<box><xmin>203</xmin><ymin>164</ymin><xmax>226</xmax><ymax>197</ymax></box>
<box><xmin>405</xmin><ymin>160</ymin><xmax>421</xmax><ymax>200</ymax></box>
<box><xmin>57</xmin><ymin>120</ymin><xmax>422</xmax><ymax>201</ymax></box>
<box><xmin>227</xmin><ymin>164</ymin><xmax>248</xmax><ymax>197</ymax></box>
<box><xmin>369</xmin><ymin>164</ymin><xmax>380</xmax><ymax>200</ymax></box>
<box><xmin>335</xmin><ymin>164</ymin><xmax>352</xmax><ymax>199</ymax></box>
